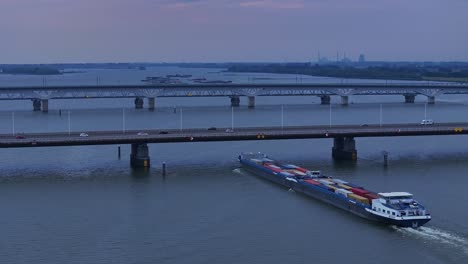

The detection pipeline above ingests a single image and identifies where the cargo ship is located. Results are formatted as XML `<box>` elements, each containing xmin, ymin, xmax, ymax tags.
<box><xmin>239</xmin><ymin>152</ymin><xmax>431</xmax><ymax>228</ymax></box>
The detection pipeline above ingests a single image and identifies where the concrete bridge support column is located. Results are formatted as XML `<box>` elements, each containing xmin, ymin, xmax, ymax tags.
<box><xmin>135</xmin><ymin>97</ymin><xmax>144</xmax><ymax>109</ymax></box>
<box><xmin>404</xmin><ymin>94</ymin><xmax>416</xmax><ymax>103</ymax></box>
<box><xmin>427</xmin><ymin>96</ymin><xmax>435</xmax><ymax>104</ymax></box>
<box><xmin>248</xmin><ymin>96</ymin><xmax>255</xmax><ymax>108</ymax></box>
<box><xmin>32</xmin><ymin>99</ymin><xmax>41</xmax><ymax>111</ymax></box>
<box><xmin>341</xmin><ymin>96</ymin><xmax>349</xmax><ymax>106</ymax></box>
<box><xmin>230</xmin><ymin>96</ymin><xmax>240</xmax><ymax>107</ymax></box>
<box><xmin>320</xmin><ymin>95</ymin><xmax>331</xmax><ymax>105</ymax></box>
<box><xmin>41</xmin><ymin>99</ymin><xmax>49</xmax><ymax>113</ymax></box>
<box><xmin>148</xmin><ymin>97</ymin><xmax>155</xmax><ymax>111</ymax></box>
<box><xmin>130</xmin><ymin>143</ymin><xmax>150</xmax><ymax>168</ymax></box>
<box><xmin>332</xmin><ymin>137</ymin><xmax>357</xmax><ymax>161</ymax></box>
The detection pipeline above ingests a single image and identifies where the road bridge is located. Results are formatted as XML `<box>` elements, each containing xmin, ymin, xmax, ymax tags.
<box><xmin>1</xmin><ymin>83</ymin><xmax>468</xmax><ymax>112</ymax></box>
<box><xmin>1</xmin><ymin>122</ymin><xmax>467</xmax><ymax>168</ymax></box>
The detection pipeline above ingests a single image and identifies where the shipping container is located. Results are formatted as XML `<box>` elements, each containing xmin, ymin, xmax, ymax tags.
<box><xmin>294</xmin><ymin>167</ymin><xmax>308</xmax><ymax>173</ymax></box>
<box><xmin>348</xmin><ymin>193</ymin><xmax>370</xmax><ymax>204</ymax></box>
<box><xmin>362</xmin><ymin>192</ymin><xmax>379</xmax><ymax>200</ymax></box>
<box><xmin>293</xmin><ymin>170</ymin><xmax>307</xmax><ymax>176</ymax></box>
<box><xmin>332</xmin><ymin>179</ymin><xmax>348</xmax><ymax>184</ymax></box>
<box><xmin>278</xmin><ymin>172</ymin><xmax>294</xmax><ymax>177</ymax></box>
<box><xmin>318</xmin><ymin>179</ymin><xmax>333</xmax><ymax>185</ymax></box>
<box><xmin>304</xmin><ymin>179</ymin><xmax>320</xmax><ymax>185</ymax></box>
<box><xmin>338</xmin><ymin>183</ymin><xmax>352</xmax><ymax>190</ymax></box>
<box><xmin>336</xmin><ymin>188</ymin><xmax>352</xmax><ymax>196</ymax></box>
<box><xmin>351</xmin><ymin>188</ymin><xmax>369</xmax><ymax>196</ymax></box>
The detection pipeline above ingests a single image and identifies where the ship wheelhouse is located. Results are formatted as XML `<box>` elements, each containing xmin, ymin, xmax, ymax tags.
<box><xmin>370</xmin><ymin>192</ymin><xmax>428</xmax><ymax>218</ymax></box>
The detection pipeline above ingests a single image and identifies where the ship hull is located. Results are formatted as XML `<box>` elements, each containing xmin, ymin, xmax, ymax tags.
<box><xmin>240</xmin><ymin>159</ymin><xmax>430</xmax><ymax>228</ymax></box>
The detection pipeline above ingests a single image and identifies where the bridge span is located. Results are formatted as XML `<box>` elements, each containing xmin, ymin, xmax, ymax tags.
<box><xmin>1</xmin><ymin>122</ymin><xmax>467</xmax><ymax>168</ymax></box>
<box><xmin>1</xmin><ymin>83</ymin><xmax>468</xmax><ymax>112</ymax></box>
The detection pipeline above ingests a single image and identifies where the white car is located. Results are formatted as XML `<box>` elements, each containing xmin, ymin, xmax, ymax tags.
<box><xmin>420</xmin><ymin>119</ymin><xmax>434</xmax><ymax>125</ymax></box>
<box><xmin>137</xmin><ymin>132</ymin><xmax>149</xmax><ymax>136</ymax></box>
<box><xmin>225</xmin><ymin>128</ymin><xmax>234</xmax><ymax>133</ymax></box>
<box><xmin>79</xmin><ymin>133</ymin><xmax>89</xmax><ymax>137</ymax></box>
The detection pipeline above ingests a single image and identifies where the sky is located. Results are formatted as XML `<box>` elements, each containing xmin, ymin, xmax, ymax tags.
<box><xmin>1</xmin><ymin>0</ymin><xmax>467</xmax><ymax>63</ymax></box>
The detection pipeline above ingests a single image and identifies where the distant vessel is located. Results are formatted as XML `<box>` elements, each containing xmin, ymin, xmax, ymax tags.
<box><xmin>141</xmin><ymin>76</ymin><xmax>180</xmax><ymax>84</ymax></box>
<box><xmin>166</xmin><ymin>74</ymin><xmax>192</xmax><ymax>78</ymax></box>
<box><xmin>193</xmin><ymin>79</ymin><xmax>232</xmax><ymax>84</ymax></box>
<box><xmin>239</xmin><ymin>152</ymin><xmax>431</xmax><ymax>228</ymax></box>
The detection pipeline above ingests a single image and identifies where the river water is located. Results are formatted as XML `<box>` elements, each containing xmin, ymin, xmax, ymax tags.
<box><xmin>1</xmin><ymin>67</ymin><xmax>468</xmax><ymax>264</ymax></box>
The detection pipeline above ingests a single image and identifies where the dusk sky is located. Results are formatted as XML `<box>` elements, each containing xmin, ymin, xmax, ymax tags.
<box><xmin>1</xmin><ymin>0</ymin><xmax>467</xmax><ymax>63</ymax></box>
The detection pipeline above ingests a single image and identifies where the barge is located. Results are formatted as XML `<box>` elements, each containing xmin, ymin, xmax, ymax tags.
<box><xmin>239</xmin><ymin>152</ymin><xmax>431</xmax><ymax>228</ymax></box>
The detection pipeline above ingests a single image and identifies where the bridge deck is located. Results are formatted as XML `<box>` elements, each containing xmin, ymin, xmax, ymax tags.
<box><xmin>1</xmin><ymin>123</ymin><xmax>467</xmax><ymax>148</ymax></box>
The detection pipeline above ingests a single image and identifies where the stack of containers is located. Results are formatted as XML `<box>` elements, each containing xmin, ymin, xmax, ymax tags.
<box><xmin>362</xmin><ymin>192</ymin><xmax>379</xmax><ymax>202</ymax></box>
<box><xmin>336</xmin><ymin>188</ymin><xmax>352</xmax><ymax>197</ymax></box>
<box><xmin>264</xmin><ymin>163</ymin><xmax>283</xmax><ymax>173</ymax></box>
<box><xmin>304</xmin><ymin>179</ymin><xmax>320</xmax><ymax>185</ymax></box>
<box><xmin>332</xmin><ymin>179</ymin><xmax>353</xmax><ymax>190</ymax></box>
<box><xmin>278</xmin><ymin>171</ymin><xmax>294</xmax><ymax>178</ymax></box>
<box><xmin>349</xmin><ymin>188</ymin><xmax>371</xmax><ymax>205</ymax></box>
<box><xmin>294</xmin><ymin>167</ymin><xmax>308</xmax><ymax>173</ymax></box>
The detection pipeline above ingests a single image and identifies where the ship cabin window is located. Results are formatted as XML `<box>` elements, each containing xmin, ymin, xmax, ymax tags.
<box><xmin>392</xmin><ymin>212</ymin><xmax>395</xmax><ymax>216</ymax></box>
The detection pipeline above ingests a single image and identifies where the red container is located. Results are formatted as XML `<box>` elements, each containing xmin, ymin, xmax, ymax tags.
<box><xmin>295</xmin><ymin>167</ymin><xmax>308</xmax><ymax>173</ymax></box>
<box><xmin>304</xmin><ymin>179</ymin><xmax>320</xmax><ymax>185</ymax></box>
<box><xmin>351</xmin><ymin>188</ymin><xmax>369</xmax><ymax>196</ymax></box>
<box><xmin>264</xmin><ymin>165</ymin><xmax>282</xmax><ymax>173</ymax></box>
<box><xmin>363</xmin><ymin>192</ymin><xmax>379</xmax><ymax>200</ymax></box>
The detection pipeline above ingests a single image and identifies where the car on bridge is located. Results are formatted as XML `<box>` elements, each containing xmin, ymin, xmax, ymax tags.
<box><xmin>208</xmin><ymin>127</ymin><xmax>217</xmax><ymax>131</ymax></box>
<box><xmin>15</xmin><ymin>135</ymin><xmax>26</xmax><ymax>139</ymax></box>
<box><xmin>158</xmin><ymin>131</ymin><xmax>169</xmax><ymax>135</ymax></box>
<box><xmin>420</xmin><ymin>119</ymin><xmax>434</xmax><ymax>125</ymax></box>
<box><xmin>137</xmin><ymin>132</ymin><xmax>149</xmax><ymax>136</ymax></box>
<box><xmin>79</xmin><ymin>133</ymin><xmax>89</xmax><ymax>137</ymax></box>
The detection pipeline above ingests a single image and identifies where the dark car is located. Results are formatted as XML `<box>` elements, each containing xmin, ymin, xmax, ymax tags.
<box><xmin>15</xmin><ymin>135</ymin><xmax>26</xmax><ymax>139</ymax></box>
<box><xmin>159</xmin><ymin>131</ymin><xmax>169</xmax><ymax>134</ymax></box>
<box><xmin>207</xmin><ymin>127</ymin><xmax>217</xmax><ymax>131</ymax></box>
<box><xmin>360</xmin><ymin>124</ymin><xmax>369</xmax><ymax>127</ymax></box>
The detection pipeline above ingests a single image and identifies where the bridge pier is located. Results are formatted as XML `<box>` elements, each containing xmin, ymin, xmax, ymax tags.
<box><xmin>427</xmin><ymin>96</ymin><xmax>435</xmax><ymax>104</ymax></box>
<box><xmin>248</xmin><ymin>96</ymin><xmax>255</xmax><ymax>108</ymax></box>
<box><xmin>320</xmin><ymin>95</ymin><xmax>331</xmax><ymax>105</ymax></box>
<box><xmin>404</xmin><ymin>94</ymin><xmax>416</xmax><ymax>103</ymax></box>
<box><xmin>135</xmin><ymin>97</ymin><xmax>144</xmax><ymax>109</ymax></box>
<box><xmin>41</xmin><ymin>99</ymin><xmax>49</xmax><ymax>113</ymax></box>
<box><xmin>332</xmin><ymin>137</ymin><xmax>357</xmax><ymax>161</ymax></box>
<box><xmin>130</xmin><ymin>143</ymin><xmax>150</xmax><ymax>168</ymax></box>
<box><xmin>32</xmin><ymin>99</ymin><xmax>41</xmax><ymax>111</ymax></box>
<box><xmin>341</xmin><ymin>96</ymin><xmax>349</xmax><ymax>106</ymax></box>
<box><xmin>148</xmin><ymin>97</ymin><xmax>155</xmax><ymax>111</ymax></box>
<box><xmin>230</xmin><ymin>96</ymin><xmax>240</xmax><ymax>107</ymax></box>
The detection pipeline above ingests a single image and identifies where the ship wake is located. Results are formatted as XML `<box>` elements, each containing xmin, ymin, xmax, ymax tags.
<box><xmin>393</xmin><ymin>226</ymin><xmax>468</xmax><ymax>253</ymax></box>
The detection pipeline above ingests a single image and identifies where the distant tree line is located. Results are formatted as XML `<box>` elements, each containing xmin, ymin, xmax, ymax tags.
<box><xmin>227</xmin><ymin>63</ymin><xmax>468</xmax><ymax>81</ymax></box>
<box><xmin>0</xmin><ymin>66</ymin><xmax>61</xmax><ymax>75</ymax></box>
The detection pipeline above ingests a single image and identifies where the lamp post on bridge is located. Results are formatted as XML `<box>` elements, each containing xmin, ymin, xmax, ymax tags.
<box><xmin>380</xmin><ymin>104</ymin><xmax>383</xmax><ymax>128</ymax></box>
<box><xmin>281</xmin><ymin>105</ymin><xmax>284</xmax><ymax>130</ymax></box>
<box><xmin>12</xmin><ymin>112</ymin><xmax>15</xmax><ymax>136</ymax></box>
<box><xmin>122</xmin><ymin>108</ymin><xmax>126</xmax><ymax>134</ymax></box>
<box><xmin>180</xmin><ymin>108</ymin><xmax>183</xmax><ymax>132</ymax></box>
<box><xmin>68</xmin><ymin>111</ymin><xmax>71</xmax><ymax>135</ymax></box>
<box><xmin>231</xmin><ymin>107</ymin><xmax>234</xmax><ymax>130</ymax></box>
<box><xmin>424</xmin><ymin>103</ymin><xmax>427</xmax><ymax>121</ymax></box>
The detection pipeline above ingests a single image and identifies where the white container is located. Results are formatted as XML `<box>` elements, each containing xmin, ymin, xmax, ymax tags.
<box><xmin>336</xmin><ymin>188</ymin><xmax>352</xmax><ymax>196</ymax></box>
<box><xmin>332</xmin><ymin>179</ymin><xmax>348</xmax><ymax>184</ymax></box>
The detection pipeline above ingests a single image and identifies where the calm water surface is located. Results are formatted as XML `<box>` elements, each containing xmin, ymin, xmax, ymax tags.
<box><xmin>1</xmin><ymin>67</ymin><xmax>468</xmax><ymax>264</ymax></box>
